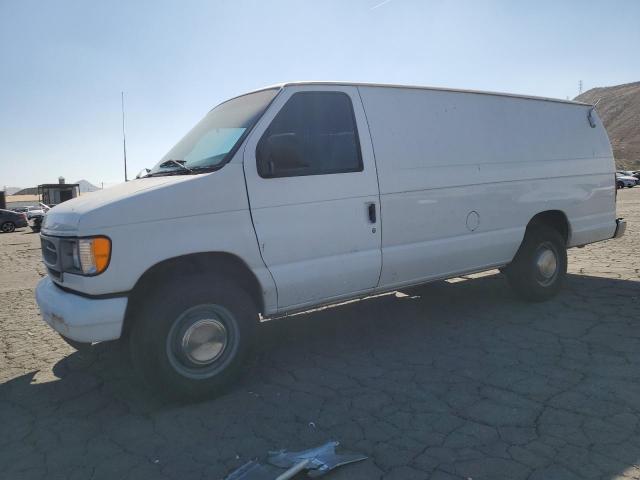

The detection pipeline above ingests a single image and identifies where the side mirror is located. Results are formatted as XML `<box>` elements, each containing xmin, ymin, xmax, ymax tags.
<box><xmin>135</xmin><ymin>168</ymin><xmax>151</xmax><ymax>179</ymax></box>
<box><xmin>257</xmin><ymin>133</ymin><xmax>308</xmax><ymax>177</ymax></box>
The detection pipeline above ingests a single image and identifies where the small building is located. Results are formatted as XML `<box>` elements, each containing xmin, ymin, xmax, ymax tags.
<box><xmin>38</xmin><ymin>178</ymin><xmax>79</xmax><ymax>207</ymax></box>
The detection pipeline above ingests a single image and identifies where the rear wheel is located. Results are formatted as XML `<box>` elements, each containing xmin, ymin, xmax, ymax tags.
<box><xmin>504</xmin><ymin>225</ymin><xmax>567</xmax><ymax>302</ymax></box>
<box><xmin>130</xmin><ymin>274</ymin><xmax>257</xmax><ymax>399</ymax></box>
<box><xmin>1</xmin><ymin>222</ymin><xmax>16</xmax><ymax>233</ymax></box>
<box><xmin>617</xmin><ymin>181</ymin><xmax>624</xmax><ymax>189</ymax></box>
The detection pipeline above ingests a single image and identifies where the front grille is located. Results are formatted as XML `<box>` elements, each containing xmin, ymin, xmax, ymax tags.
<box><xmin>41</xmin><ymin>238</ymin><xmax>58</xmax><ymax>266</ymax></box>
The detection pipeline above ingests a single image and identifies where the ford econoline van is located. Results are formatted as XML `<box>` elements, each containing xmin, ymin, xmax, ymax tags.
<box><xmin>35</xmin><ymin>82</ymin><xmax>626</xmax><ymax>397</ymax></box>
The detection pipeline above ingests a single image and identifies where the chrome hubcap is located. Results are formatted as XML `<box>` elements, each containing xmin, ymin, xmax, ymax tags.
<box><xmin>181</xmin><ymin>318</ymin><xmax>228</xmax><ymax>365</ymax></box>
<box><xmin>166</xmin><ymin>303</ymin><xmax>237</xmax><ymax>379</ymax></box>
<box><xmin>535</xmin><ymin>245</ymin><xmax>558</xmax><ymax>286</ymax></box>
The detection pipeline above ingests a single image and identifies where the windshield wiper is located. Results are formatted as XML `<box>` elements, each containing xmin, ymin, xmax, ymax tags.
<box><xmin>144</xmin><ymin>160</ymin><xmax>218</xmax><ymax>178</ymax></box>
<box><xmin>159</xmin><ymin>159</ymin><xmax>194</xmax><ymax>173</ymax></box>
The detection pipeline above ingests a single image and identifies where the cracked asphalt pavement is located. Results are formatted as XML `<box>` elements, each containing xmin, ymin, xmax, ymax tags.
<box><xmin>1</xmin><ymin>188</ymin><xmax>639</xmax><ymax>480</ymax></box>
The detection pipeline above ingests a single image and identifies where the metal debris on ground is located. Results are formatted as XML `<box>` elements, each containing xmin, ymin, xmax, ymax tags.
<box><xmin>268</xmin><ymin>441</ymin><xmax>367</xmax><ymax>477</ymax></box>
<box><xmin>223</xmin><ymin>460</ymin><xmax>283</xmax><ymax>480</ymax></box>
<box><xmin>223</xmin><ymin>441</ymin><xmax>367</xmax><ymax>479</ymax></box>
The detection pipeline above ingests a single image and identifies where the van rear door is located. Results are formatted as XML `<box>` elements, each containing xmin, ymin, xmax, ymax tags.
<box><xmin>243</xmin><ymin>86</ymin><xmax>381</xmax><ymax>311</ymax></box>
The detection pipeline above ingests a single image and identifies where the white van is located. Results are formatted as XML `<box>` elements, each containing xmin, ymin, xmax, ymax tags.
<box><xmin>35</xmin><ymin>82</ymin><xmax>626</xmax><ymax>397</ymax></box>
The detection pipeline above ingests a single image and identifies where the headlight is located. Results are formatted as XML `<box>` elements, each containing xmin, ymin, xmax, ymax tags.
<box><xmin>61</xmin><ymin>236</ymin><xmax>111</xmax><ymax>276</ymax></box>
<box><xmin>78</xmin><ymin>238</ymin><xmax>111</xmax><ymax>275</ymax></box>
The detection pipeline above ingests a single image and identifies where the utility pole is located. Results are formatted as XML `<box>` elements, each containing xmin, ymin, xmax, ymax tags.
<box><xmin>578</xmin><ymin>80</ymin><xmax>583</xmax><ymax>95</ymax></box>
<box><xmin>121</xmin><ymin>91</ymin><xmax>128</xmax><ymax>182</ymax></box>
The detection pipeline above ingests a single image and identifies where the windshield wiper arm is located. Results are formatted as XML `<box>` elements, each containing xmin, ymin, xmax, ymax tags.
<box><xmin>159</xmin><ymin>159</ymin><xmax>194</xmax><ymax>174</ymax></box>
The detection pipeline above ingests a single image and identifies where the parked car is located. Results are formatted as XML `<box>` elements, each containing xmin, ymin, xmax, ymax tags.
<box><xmin>0</xmin><ymin>209</ymin><xmax>28</xmax><ymax>233</ymax></box>
<box><xmin>616</xmin><ymin>172</ymin><xmax>638</xmax><ymax>188</ymax></box>
<box><xmin>29</xmin><ymin>214</ymin><xmax>44</xmax><ymax>232</ymax></box>
<box><xmin>25</xmin><ymin>203</ymin><xmax>50</xmax><ymax>232</ymax></box>
<box><xmin>11</xmin><ymin>206</ymin><xmax>33</xmax><ymax>214</ymax></box>
<box><xmin>26</xmin><ymin>204</ymin><xmax>49</xmax><ymax>219</ymax></box>
<box><xmin>35</xmin><ymin>82</ymin><xmax>626</xmax><ymax>398</ymax></box>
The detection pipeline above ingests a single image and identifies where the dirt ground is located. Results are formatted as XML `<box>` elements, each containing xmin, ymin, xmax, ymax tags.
<box><xmin>1</xmin><ymin>188</ymin><xmax>639</xmax><ymax>480</ymax></box>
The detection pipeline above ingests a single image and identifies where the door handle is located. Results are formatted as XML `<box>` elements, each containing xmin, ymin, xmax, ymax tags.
<box><xmin>367</xmin><ymin>203</ymin><xmax>377</xmax><ymax>223</ymax></box>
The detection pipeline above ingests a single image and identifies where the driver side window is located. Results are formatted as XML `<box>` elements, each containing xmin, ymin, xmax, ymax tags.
<box><xmin>256</xmin><ymin>92</ymin><xmax>363</xmax><ymax>178</ymax></box>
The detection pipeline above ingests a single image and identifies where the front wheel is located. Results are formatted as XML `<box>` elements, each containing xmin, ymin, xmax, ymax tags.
<box><xmin>504</xmin><ymin>225</ymin><xmax>567</xmax><ymax>302</ymax></box>
<box><xmin>130</xmin><ymin>275</ymin><xmax>257</xmax><ymax>399</ymax></box>
<box><xmin>1</xmin><ymin>222</ymin><xmax>16</xmax><ymax>233</ymax></box>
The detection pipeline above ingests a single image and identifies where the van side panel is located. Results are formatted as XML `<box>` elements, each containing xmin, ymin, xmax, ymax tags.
<box><xmin>358</xmin><ymin>86</ymin><xmax>616</xmax><ymax>289</ymax></box>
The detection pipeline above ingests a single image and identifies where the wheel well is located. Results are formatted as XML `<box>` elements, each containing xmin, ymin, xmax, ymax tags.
<box><xmin>122</xmin><ymin>252</ymin><xmax>265</xmax><ymax>338</ymax></box>
<box><xmin>526</xmin><ymin>210</ymin><xmax>570</xmax><ymax>244</ymax></box>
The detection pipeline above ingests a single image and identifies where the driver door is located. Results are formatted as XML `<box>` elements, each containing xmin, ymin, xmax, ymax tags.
<box><xmin>243</xmin><ymin>85</ymin><xmax>382</xmax><ymax>312</ymax></box>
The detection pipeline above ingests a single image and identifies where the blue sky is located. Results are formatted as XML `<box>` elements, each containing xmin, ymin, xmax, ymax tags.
<box><xmin>1</xmin><ymin>0</ymin><xmax>639</xmax><ymax>188</ymax></box>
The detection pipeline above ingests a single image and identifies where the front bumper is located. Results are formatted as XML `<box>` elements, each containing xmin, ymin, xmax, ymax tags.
<box><xmin>613</xmin><ymin>218</ymin><xmax>627</xmax><ymax>239</ymax></box>
<box><xmin>35</xmin><ymin>277</ymin><xmax>127</xmax><ymax>342</ymax></box>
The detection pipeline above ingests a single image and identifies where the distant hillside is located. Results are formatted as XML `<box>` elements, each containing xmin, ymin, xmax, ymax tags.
<box><xmin>74</xmin><ymin>179</ymin><xmax>100</xmax><ymax>193</ymax></box>
<box><xmin>13</xmin><ymin>187</ymin><xmax>38</xmax><ymax>195</ymax></box>
<box><xmin>3</xmin><ymin>187</ymin><xmax>22</xmax><ymax>195</ymax></box>
<box><xmin>575</xmin><ymin>81</ymin><xmax>640</xmax><ymax>169</ymax></box>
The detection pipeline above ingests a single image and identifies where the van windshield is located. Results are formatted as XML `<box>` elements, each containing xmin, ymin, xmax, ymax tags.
<box><xmin>149</xmin><ymin>88</ymin><xmax>279</xmax><ymax>176</ymax></box>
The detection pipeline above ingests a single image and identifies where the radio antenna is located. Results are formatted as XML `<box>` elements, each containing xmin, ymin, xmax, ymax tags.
<box><xmin>121</xmin><ymin>91</ymin><xmax>128</xmax><ymax>182</ymax></box>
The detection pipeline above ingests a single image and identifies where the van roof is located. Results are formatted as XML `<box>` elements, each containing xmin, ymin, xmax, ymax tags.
<box><xmin>249</xmin><ymin>81</ymin><xmax>590</xmax><ymax>107</ymax></box>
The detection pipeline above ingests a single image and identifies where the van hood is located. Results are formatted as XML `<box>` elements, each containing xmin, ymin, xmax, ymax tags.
<box><xmin>42</xmin><ymin>175</ymin><xmax>195</xmax><ymax>234</ymax></box>
<box><xmin>41</xmin><ymin>165</ymin><xmax>248</xmax><ymax>235</ymax></box>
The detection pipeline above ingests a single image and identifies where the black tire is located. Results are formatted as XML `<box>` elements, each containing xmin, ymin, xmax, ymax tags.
<box><xmin>59</xmin><ymin>334</ymin><xmax>93</xmax><ymax>351</ymax></box>
<box><xmin>617</xmin><ymin>181</ymin><xmax>624</xmax><ymax>189</ymax></box>
<box><xmin>130</xmin><ymin>274</ymin><xmax>257</xmax><ymax>399</ymax></box>
<box><xmin>504</xmin><ymin>225</ymin><xmax>567</xmax><ymax>302</ymax></box>
<box><xmin>1</xmin><ymin>222</ymin><xmax>16</xmax><ymax>233</ymax></box>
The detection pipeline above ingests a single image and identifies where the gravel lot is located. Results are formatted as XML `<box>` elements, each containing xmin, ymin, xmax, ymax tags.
<box><xmin>1</xmin><ymin>188</ymin><xmax>639</xmax><ymax>480</ymax></box>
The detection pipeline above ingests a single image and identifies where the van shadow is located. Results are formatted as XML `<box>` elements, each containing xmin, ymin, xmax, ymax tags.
<box><xmin>2</xmin><ymin>272</ymin><xmax>640</xmax><ymax>479</ymax></box>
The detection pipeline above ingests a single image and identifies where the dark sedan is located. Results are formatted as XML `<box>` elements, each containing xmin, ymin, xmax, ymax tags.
<box><xmin>0</xmin><ymin>209</ymin><xmax>28</xmax><ymax>233</ymax></box>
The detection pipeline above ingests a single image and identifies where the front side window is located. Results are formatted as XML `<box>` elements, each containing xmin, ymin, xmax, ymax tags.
<box><xmin>256</xmin><ymin>92</ymin><xmax>362</xmax><ymax>178</ymax></box>
<box><xmin>148</xmin><ymin>88</ymin><xmax>279</xmax><ymax>176</ymax></box>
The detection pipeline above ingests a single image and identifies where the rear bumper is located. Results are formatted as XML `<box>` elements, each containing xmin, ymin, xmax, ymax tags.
<box><xmin>613</xmin><ymin>218</ymin><xmax>627</xmax><ymax>239</ymax></box>
<box><xmin>35</xmin><ymin>277</ymin><xmax>127</xmax><ymax>342</ymax></box>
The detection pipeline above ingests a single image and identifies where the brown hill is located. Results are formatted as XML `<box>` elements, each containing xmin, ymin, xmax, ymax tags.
<box><xmin>575</xmin><ymin>81</ymin><xmax>640</xmax><ymax>169</ymax></box>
